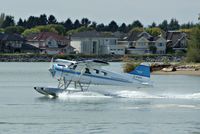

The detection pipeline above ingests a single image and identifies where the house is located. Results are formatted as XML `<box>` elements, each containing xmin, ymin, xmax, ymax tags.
<box><xmin>26</xmin><ymin>32</ymin><xmax>73</xmax><ymax>54</ymax></box>
<box><xmin>0</xmin><ymin>33</ymin><xmax>25</xmax><ymax>53</ymax></box>
<box><xmin>21</xmin><ymin>43</ymin><xmax>40</xmax><ymax>53</ymax></box>
<box><xmin>121</xmin><ymin>31</ymin><xmax>167</xmax><ymax>55</ymax></box>
<box><xmin>166</xmin><ymin>31</ymin><xmax>187</xmax><ymax>52</ymax></box>
<box><xmin>70</xmin><ymin>31</ymin><xmax>123</xmax><ymax>55</ymax></box>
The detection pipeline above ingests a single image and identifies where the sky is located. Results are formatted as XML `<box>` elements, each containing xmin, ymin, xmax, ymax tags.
<box><xmin>0</xmin><ymin>0</ymin><xmax>199</xmax><ymax>26</ymax></box>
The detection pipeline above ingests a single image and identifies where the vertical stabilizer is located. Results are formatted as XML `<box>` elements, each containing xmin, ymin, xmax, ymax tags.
<box><xmin>129</xmin><ymin>63</ymin><xmax>150</xmax><ymax>81</ymax></box>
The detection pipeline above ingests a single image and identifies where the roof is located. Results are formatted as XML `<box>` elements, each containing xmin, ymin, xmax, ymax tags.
<box><xmin>26</xmin><ymin>32</ymin><xmax>68</xmax><ymax>41</ymax></box>
<box><xmin>71</xmin><ymin>31</ymin><xmax>117</xmax><ymax>38</ymax></box>
<box><xmin>0</xmin><ymin>33</ymin><xmax>25</xmax><ymax>41</ymax></box>
<box><xmin>128</xmin><ymin>31</ymin><xmax>153</xmax><ymax>41</ymax></box>
<box><xmin>21</xmin><ymin>43</ymin><xmax>40</xmax><ymax>50</ymax></box>
<box><xmin>166</xmin><ymin>31</ymin><xmax>187</xmax><ymax>47</ymax></box>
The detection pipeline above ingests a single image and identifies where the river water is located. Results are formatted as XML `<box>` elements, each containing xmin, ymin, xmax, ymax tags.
<box><xmin>0</xmin><ymin>62</ymin><xmax>200</xmax><ymax>134</ymax></box>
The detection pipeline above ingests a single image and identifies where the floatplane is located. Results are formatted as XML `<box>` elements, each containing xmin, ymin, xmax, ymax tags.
<box><xmin>34</xmin><ymin>59</ymin><xmax>152</xmax><ymax>97</ymax></box>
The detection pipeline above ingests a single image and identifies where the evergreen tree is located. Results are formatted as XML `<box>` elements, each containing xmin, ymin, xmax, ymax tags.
<box><xmin>81</xmin><ymin>18</ymin><xmax>91</xmax><ymax>27</ymax></box>
<box><xmin>48</xmin><ymin>15</ymin><xmax>57</xmax><ymax>24</ymax></box>
<box><xmin>1</xmin><ymin>15</ymin><xmax>15</xmax><ymax>28</ymax></box>
<box><xmin>118</xmin><ymin>23</ymin><xmax>127</xmax><ymax>33</ymax></box>
<box><xmin>73</xmin><ymin>19</ymin><xmax>81</xmax><ymax>29</ymax></box>
<box><xmin>0</xmin><ymin>13</ymin><xmax>5</xmax><ymax>28</ymax></box>
<box><xmin>26</xmin><ymin>16</ymin><xmax>39</xmax><ymax>28</ymax></box>
<box><xmin>159</xmin><ymin>20</ymin><xmax>168</xmax><ymax>31</ymax></box>
<box><xmin>168</xmin><ymin>18</ymin><xmax>180</xmax><ymax>30</ymax></box>
<box><xmin>108</xmin><ymin>20</ymin><xmax>118</xmax><ymax>32</ymax></box>
<box><xmin>64</xmin><ymin>18</ymin><xmax>73</xmax><ymax>31</ymax></box>
<box><xmin>17</xmin><ymin>18</ymin><xmax>24</xmax><ymax>27</ymax></box>
<box><xmin>96</xmin><ymin>23</ymin><xmax>105</xmax><ymax>31</ymax></box>
<box><xmin>38</xmin><ymin>14</ymin><xmax>48</xmax><ymax>25</ymax></box>
<box><xmin>90</xmin><ymin>21</ymin><xmax>97</xmax><ymax>29</ymax></box>
<box><xmin>149</xmin><ymin>22</ymin><xmax>157</xmax><ymax>28</ymax></box>
<box><xmin>181</xmin><ymin>22</ymin><xmax>194</xmax><ymax>29</ymax></box>
<box><xmin>131</xmin><ymin>20</ymin><xmax>143</xmax><ymax>28</ymax></box>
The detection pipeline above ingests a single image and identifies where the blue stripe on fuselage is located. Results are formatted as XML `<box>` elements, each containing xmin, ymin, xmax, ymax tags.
<box><xmin>55</xmin><ymin>67</ymin><xmax>131</xmax><ymax>83</ymax></box>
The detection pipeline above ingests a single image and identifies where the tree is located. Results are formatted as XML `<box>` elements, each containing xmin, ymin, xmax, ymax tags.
<box><xmin>0</xmin><ymin>13</ymin><xmax>5</xmax><ymax>28</ymax></box>
<box><xmin>38</xmin><ymin>14</ymin><xmax>48</xmax><ymax>25</ymax></box>
<box><xmin>131</xmin><ymin>20</ymin><xmax>143</xmax><ymax>28</ymax></box>
<box><xmin>81</xmin><ymin>18</ymin><xmax>91</xmax><ymax>27</ymax></box>
<box><xmin>64</xmin><ymin>18</ymin><xmax>73</xmax><ymax>31</ymax></box>
<box><xmin>149</xmin><ymin>22</ymin><xmax>157</xmax><ymax>28</ymax></box>
<box><xmin>90</xmin><ymin>21</ymin><xmax>97</xmax><ymax>29</ymax></box>
<box><xmin>22</xmin><ymin>28</ymin><xmax>40</xmax><ymax>37</ymax></box>
<box><xmin>181</xmin><ymin>22</ymin><xmax>194</xmax><ymax>29</ymax></box>
<box><xmin>26</xmin><ymin>16</ymin><xmax>39</xmax><ymax>28</ymax></box>
<box><xmin>48</xmin><ymin>24</ymin><xmax>65</xmax><ymax>35</ymax></box>
<box><xmin>96</xmin><ymin>23</ymin><xmax>105</xmax><ymax>31</ymax></box>
<box><xmin>1</xmin><ymin>15</ymin><xmax>15</xmax><ymax>28</ymax></box>
<box><xmin>168</xmin><ymin>18</ymin><xmax>180</xmax><ymax>30</ymax></box>
<box><xmin>159</xmin><ymin>20</ymin><xmax>168</xmax><ymax>31</ymax></box>
<box><xmin>129</xmin><ymin>27</ymin><xmax>143</xmax><ymax>33</ymax></box>
<box><xmin>145</xmin><ymin>27</ymin><xmax>162</xmax><ymax>36</ymax></box>
<box><xmin>187</xmin><ymin>27</ymin><xmax>200</xmax><ymax>62</ymax></box>
<box><xmin>17</xmin><ymin>18</ymin><xmax>25</xmax><ymax>27</ymax></box>
<box><xmin>108</xmin><ymin>20</ymin><xmax>118</xmax><ymax>32</ymax></box>
<box><xmin>73</xmin><ymin>19</ymin><xmax>81</xmax><ymax>29</ymax></box>
<box><xmin>4</xmin><ymin>26</ymin><xmax>25</xmax><ymax>34</ymax></box>
<box><xmin>149</xmin><ymin>45</ymin><xmax>157</xmax><ymax>54</ymax></box>
<box><xmin>48</xmin><ymin>15</ymin><xmax>57</xmax><ymax>24</ymax></box>
<box><xmin>118</xmin><ymin>23</ymin><xmax>127</xmax><ymax>33</ymax></box>
<box><xmin>66</xmin><ymin>26</ymin><xmax>94</xmax><ymax>35</ymax></box>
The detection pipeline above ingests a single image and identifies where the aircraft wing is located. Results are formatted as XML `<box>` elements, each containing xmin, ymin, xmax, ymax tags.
<box><xmin>77</xmin><ymin>59</ymin><xmax>109</xmax><ymax>67</ymax></box>
<box><xmin>55</xmin><ymin>59</ymin><xmax>77</xmax><ymax>64</ymax></box>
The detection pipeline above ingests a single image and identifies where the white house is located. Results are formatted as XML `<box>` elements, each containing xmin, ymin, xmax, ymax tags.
<box><xmin>70</xmin><ymin>31</ymin><xmax>124</xmax><ymax>55</ymax></box>
<box><xmin>122</xmin><ymin>31</ymin><xmax>167</xmax><ymax>55</ymax></box>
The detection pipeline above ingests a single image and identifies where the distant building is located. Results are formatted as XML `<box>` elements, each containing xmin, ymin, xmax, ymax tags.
<box><xmin>166</xmin><ymin>31</ymin><xmax>187</xmax><ymax>52</ymax></box>
<box><xmin>117</xmin><ymin>31</ymin><xmax>167</xmax><ymax>55</ymax></box>
<box><xmin>70</xmin><ymin>31</ymin><xmax>124</xmax><ymax>55</ymax></box>
<box><xmin>0</xmin><ymin>33</ymin><xmax>25</xmax><ymax>53</ymax></box>
<box><xmin>26</xmin><ymin>32</ymin><xmax>74</xmax><ymax>54</ymax></box>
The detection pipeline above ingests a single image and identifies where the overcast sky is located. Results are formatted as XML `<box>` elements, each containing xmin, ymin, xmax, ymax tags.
<box><xmin>0</xmin><ymin>0</ymin><xmax>199</xmax><ymax>26</ymax></box>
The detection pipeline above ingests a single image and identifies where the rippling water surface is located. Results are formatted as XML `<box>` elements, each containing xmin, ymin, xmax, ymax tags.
<box><xmin>0</xmin><ymin>62</ymin><xmax>200</xmax><ymax>134</ymax></box>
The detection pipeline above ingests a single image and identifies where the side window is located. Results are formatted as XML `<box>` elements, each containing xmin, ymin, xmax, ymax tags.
<box><xmin>94</xmin><ymin>69</ymin><xmax>99</xmax><ymax>74</ymax></box>
<box><xmin>102</xmin><ymin>71</ymin><xmax>107</xmax><ymax>76</ymax></box>
<box><xmin>85</xmin><ymin>68</ymin><xmax>91</xmax><ymax>74</ymax></box>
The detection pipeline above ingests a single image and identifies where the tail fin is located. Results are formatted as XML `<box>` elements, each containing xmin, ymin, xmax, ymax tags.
<box><xmin>129</xmin><ymin>63</ymin><xmax>150</xmax><ymax>79</ymax></box>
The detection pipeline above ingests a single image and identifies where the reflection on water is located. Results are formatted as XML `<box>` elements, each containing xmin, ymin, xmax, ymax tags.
<box><xmin>0</xmin><ymin>62</ymin><xmax>200</xmax><ymax>134</ymax></box>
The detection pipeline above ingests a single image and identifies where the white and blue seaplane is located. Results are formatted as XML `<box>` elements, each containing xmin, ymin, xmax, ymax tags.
<box><xmin>34</xmin><ymin>59</ymin><xmax>152</xmax><ymax>97</ymax></box>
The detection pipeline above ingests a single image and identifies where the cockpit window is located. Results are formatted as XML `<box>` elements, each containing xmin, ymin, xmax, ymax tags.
<box><xmin>73</xmin><ymin>65</ymin><xmax>77</xmax><ymax>70</ymax></box>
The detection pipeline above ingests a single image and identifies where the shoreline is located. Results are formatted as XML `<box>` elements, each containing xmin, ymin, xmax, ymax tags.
<box><xmin>152</xmin><ymin>70</ymin><xmax>200</xmax><ymax>76</ymax></box>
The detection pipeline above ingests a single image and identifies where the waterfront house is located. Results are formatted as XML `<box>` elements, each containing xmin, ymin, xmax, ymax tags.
<box><xmin>166</xmin><ymin>31</ymin><xmax>187</xmax><ymax>52</ymax></box>
<box><xmin>26</xmin><ymin>32</ymin><xmax>73</xmax><ymax>54</ymax></box>
<box><xmin>0</xmin><ymin>33</ymin><xmax>25</xmax><ymax>53</ymax></box>
<box><xmin>120</xmin><ymin>31</ymin><xmax>167</xmax><ymax>55</ymax></box>
<box><xmin>70</xmin><ymin>31</ymin><xmax>124</xmax><ymax>55</ymax></box>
